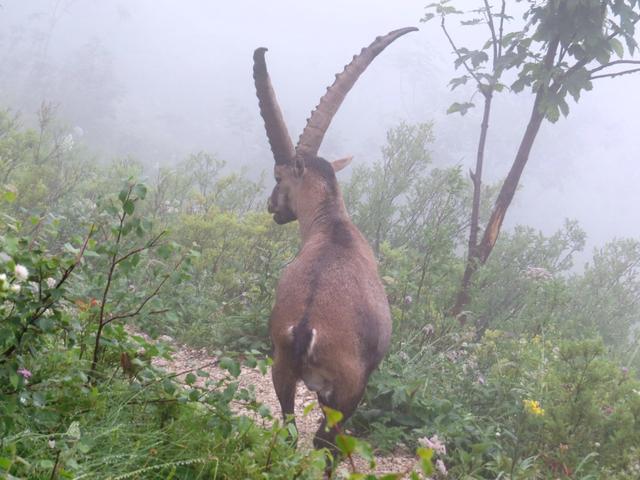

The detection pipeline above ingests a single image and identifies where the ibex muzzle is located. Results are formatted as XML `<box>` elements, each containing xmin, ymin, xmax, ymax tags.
<box><xmin>253</xmin><ymin>27</ymin><xmax>417</xmax><ymax>452</ymax></box>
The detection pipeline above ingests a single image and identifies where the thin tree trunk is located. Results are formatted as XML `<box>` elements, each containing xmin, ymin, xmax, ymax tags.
<box><xmin>451</xmin><ymin>37</ymin><xmax>560</xmax><ymax>319</ymax></box>
<box><xmin>453</xmin><ymin>90</ymin><xmax>493</xmax><ymax>316</ymax></box>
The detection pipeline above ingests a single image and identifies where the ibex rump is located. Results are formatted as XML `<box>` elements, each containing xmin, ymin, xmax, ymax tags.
<box><xmin>253</xmin><ymin>27</ymin><xmax>417</xmax><ymax>451</ymax></box>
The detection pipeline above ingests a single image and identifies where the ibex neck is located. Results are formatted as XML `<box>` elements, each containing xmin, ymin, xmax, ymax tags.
<box><xmin>298</xmin><ymin>196</ymin><xmax>350</xmax><ymax>245</ymax></box>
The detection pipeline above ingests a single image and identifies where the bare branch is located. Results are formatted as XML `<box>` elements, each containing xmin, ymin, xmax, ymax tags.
<box><xmin>588</xmin><ymin>59</ymin><xmax>640</xmax><ymax>75</ymax></box>
<box><xmin>441</xmin><ymin>15</ymin><xmax>485</xmax><ymax>89</ymax></box>
<box><xmin>104</xmin><ymin>253</ymin><xmax>186</xmax><ymax>326</ymax></box>
<box><xmin>591</xmin><ymin>67</ymin><xmax>640</xmax><ymax>80</ymax></box>
<box><xmin>483</xmin><ymin>0</ymin><xmax>499</xmax><ymax>66</ymax></box>
<box><xmin>114</xmin><ymin>230</ymin><xmax>167</xmax><ymax>266</ymax></box>
<box><xmin>497</xmin><ymin>0</ymin><xmax>506</xmax><ymax>59</ymax></box>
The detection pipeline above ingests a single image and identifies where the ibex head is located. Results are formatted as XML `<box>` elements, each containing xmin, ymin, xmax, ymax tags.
<box><xmin>253</xmin><ymin>28</ymin><xmax>417</xmax><ymax>225</ymax></box>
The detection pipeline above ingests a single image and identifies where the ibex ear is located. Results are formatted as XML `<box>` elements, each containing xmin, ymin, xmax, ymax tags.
<box><xmin>331</xmin><ymin>156</ymin><xmax>353</xmax><ymax>173</ymax></box>
<box><xmin>293</xmin><ymin>156</ymin><xmax>305</xmax><ymax>177</ymax></box>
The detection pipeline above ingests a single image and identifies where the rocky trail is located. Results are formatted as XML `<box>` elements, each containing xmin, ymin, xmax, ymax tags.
<box><xmin>146</xmin><ymin>334</ymin><xmax>418</xmax><ymax>478</ymax></box>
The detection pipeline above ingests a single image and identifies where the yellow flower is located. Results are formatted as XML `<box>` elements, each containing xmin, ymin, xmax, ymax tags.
<box><xmin>523</xmin><ymin>399</ymin><xmax>545</xmax><ymax>416</ymax></box>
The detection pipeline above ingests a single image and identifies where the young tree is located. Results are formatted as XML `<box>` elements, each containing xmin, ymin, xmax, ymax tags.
<box><xmin>423</xmin><ymin>0</ymin><xmax>640</xmax><ymax>319</ymax></box>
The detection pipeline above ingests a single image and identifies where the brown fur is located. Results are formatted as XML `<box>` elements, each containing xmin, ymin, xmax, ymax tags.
<box><xmin>254</xmin><ymin>29</ymin><xmax>417</xmax><ymax>454</ymax></box>
<box><xmin>268</xmin><ymin>156</ymin><xmax>391</xmax><ymax>450</ymax></box>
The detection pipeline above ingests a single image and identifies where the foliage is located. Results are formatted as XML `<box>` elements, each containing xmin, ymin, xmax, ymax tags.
<box><xmin>424</xmin><ymin>0</ymin><xmax>640</xmax><ymax>122</ymax></box>
<box><xmin>2</xmin><ymin>105</ymin><xmax>640</xmax><ymax>478</ymax></box>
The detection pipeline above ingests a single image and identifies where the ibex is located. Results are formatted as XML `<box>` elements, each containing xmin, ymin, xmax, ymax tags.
<box><xmin>253</xmin><ymin>27</ymin><xmax>417</xmax><ymax>451</ymax></box>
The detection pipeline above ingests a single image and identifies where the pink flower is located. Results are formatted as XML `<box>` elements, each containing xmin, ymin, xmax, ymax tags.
<box><xmin>418</xmin><ymin>434</ymin><xmax>446</xmax><ymax>456</ymax></box>
<box><xmin>436</xmin><ymin>458</ymin><xmax>448</xmax><ymax>476</ymax></box>
<box><xmin>17</xmin><ymin>368</ymin><xmax>32</xmax><ymax>379</ymax></box>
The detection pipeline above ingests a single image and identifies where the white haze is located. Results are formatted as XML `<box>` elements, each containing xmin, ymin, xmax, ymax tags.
<box><xmin>1</xmin><ymin>0</ymin><xmax>639</xmax><ymax>262</ymax></box>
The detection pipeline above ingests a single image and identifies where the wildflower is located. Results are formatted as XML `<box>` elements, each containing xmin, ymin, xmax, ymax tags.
<box><xmin>0</xmin><ymin>273</ymin><xmax>6</xmax><ymax>282</ymax></box>
<box><xmin>60</xmin><ymin>134</ymin><xmax>74</xmax><ymax>152</ymax></box>
<box><xmin>436</xmin><ymin>459</ymin><xmax>448</xmax><ymax>476</ymax></box>
<box><xmin>422</xmin><ymin>323</ymin><xmax>434</xmax><ymax>336</ymax></box>
<box><xmin>46</xmin><ymin>277</ymin><xmax>56</xmax><ymax>289</ymax></box>
<box><xmin>523</xmin><ymin>399</ymin><xmax>545</xmax><ymax>416</ymax></box>
<box><xmin>524</xmin><ymin>266</ymin><xmax>553</xmax><ymax>281</ymax></box>
<box><xmin>48</xmin><ymin>439</ymin><xmax>56</xmax><ymax>449</ymax></box>
<box><xmin>17</xmin><ymin>368</ymin><xmax>32</xmax><ymax>379</ymax></box>
<box><xmin>403</xmin><ymin>295</ymin><xmax>413</xmax><ymax>305</ymax></box>
<box><xmin>477</xmin><ymin>374</ymin><xmax>486</xmax><ymax>385</ymax></box>
<box><xmin>621</xmin><ymin>366</ymin><xmax>629</xmax><ymax>377</ymax></box>
<box><xmin>14</xmin><ymin>264</ymin><xmax>29</xmax><ymax>282</ymax></box>
<box><xmin>10</xmin><ymin>284</ymin><xmax>20</xmax><ymax>293</ymax></box>
<box><xmin>418</xmin><ymin>435</ymin><xmax>446</xmax><ymax>456</ymax></box>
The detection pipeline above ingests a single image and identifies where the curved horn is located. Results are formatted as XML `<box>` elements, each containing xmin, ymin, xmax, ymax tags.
<box><xmin>295</xmin><ymin>27</ymin><xmax>418</xmax><ymax>159</ymax></box>
<box><xmin>253</xmin><ymin>47</ymin><xmax>296</xmax><ymax>165</ymax></box>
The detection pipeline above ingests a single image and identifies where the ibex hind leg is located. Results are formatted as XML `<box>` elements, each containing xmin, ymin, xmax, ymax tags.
<box><xmin>313</xmin><ymin>374</ymin><xmax>366</xmax><ymax>453</ymax></box>
<box><xmin>271</xmin><ymin>353</ymin><xmax>299</xmax><ymax>446</ymax></box>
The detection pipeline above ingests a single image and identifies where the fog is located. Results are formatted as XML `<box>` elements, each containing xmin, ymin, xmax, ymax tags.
<box><xmin>1</xmin><ymin>0</ymin><xmax>639</xmax><ymax>260</ymax></box>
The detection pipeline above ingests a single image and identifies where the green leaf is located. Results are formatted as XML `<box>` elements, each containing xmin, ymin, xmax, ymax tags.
<box><xmin>9</xmin><ymin>372</ymin><xmax>19</xmax><ymax>389</ymax></box>
<box><xmin>66</xmin><ymin>421</ymin><xmax>81</xmax><ymax>440</ymax></box>
<box><xmin>303</xmin><ymin>401</ymin><xmax>317</xmax><ymax>416</ymax></box>
<box><xmin>2</xmin><ymin>190</ymin><xmax>16</xmax><ymax>203</ymax></box>
<box><xmin>448</xmin><ymin>75</ymin><xmax>469</xmax><ymax>90</ymax></box>
<box><xmin>335</xmin><ymin>434</ymin><xmax>357</xmax><ymax>455</ymax></box>
<box><xmin>287</xmin><ymin>422</ymin><xmax>299</xmax><ymax>441</ymax></box>
<box><xmin>417</xmin><ymin>447</ymin><xmax>434</xmax><ymax>475</ymax></box>
<box><xmin>133</xmin><ymin>183</ymin><xmax>147</xmax><ymax>200</ymax></box>
<box><xmin>421</xmin><ymin>12</ymin><xmax>435</xmax><ymax>22</ymax></box>
<box><xmin>163</xmin><ymin>378</ymin><xmax>177</xmax><ymax>394</ymax></box>
<box><xmin>322</xmin><ymin>406</ymin><xmax>343</xmax><ymax>428</ymax></box>
<box><xmin>185</xmin><ymin>373</ymin><xmax>197</xmax><ymax>385</ymax></box>
<box><xmin>122</xmin><ymin>200</ymin><xmax>135</xmax><ymax>215</ymax></box>
<box><xmin>219</xmin><ymin>357</ymin><xmax>241</xmax><ymax>377</ymax></box>
<box><xmin>446</xmin><ymin>102</ymin><xmax>475</xmax><ymax>115</ymax></box>
<box><xmin>610</xmin><ymin>38</ymin><xmax>624</xmax><ymax>58</ymax></box>
<box><xmin>257</xmin><ymin>404</ymin><xmax>271</xmax><ymax>418</ymax></box>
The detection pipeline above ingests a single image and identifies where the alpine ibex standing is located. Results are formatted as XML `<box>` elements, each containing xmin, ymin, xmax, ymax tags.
<box><xmin>253</xmin><ymin>27</ymin><xmax>417</xmax><ymax>451</ymax></box>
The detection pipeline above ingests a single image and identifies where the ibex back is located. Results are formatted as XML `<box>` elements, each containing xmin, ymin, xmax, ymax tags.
<box><xmin>253</xmin><ymin>27</ymin><xmax>417</xmax><ymax>451</ymax></box>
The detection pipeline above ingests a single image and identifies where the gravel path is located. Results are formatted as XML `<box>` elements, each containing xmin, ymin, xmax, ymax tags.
<box><xmin>148</xmin><ymin>336</ymin><xmax>418</xmax><ymax>478</ymax></box>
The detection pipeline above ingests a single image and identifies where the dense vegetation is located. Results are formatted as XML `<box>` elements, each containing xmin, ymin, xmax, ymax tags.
<box><xmin>1</xmin><ymin>106</ymin><xmax>639</xmax><ymax>479</ymax></box>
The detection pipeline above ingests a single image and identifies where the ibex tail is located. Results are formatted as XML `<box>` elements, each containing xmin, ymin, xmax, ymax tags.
<box><xmin>290</xmin><ymin>317</ymin><xmax>316</xmax><ymax>360</ymax></box>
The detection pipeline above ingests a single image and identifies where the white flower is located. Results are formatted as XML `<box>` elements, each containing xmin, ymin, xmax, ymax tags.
<box><xmin>46</xmin><ymin>277</ymin><xmax>56</xmax><ymax>289</ymax></box>
<box><xmin>0</xmin><ymin>273</ymin><xmax>6</xmax><ymax>282</ymax></box>
<box><xmin>14</xmin><ymin>264</ymin><xmax>29</xmax><ymax>282</ymax></box>
<box><xmin>10</xmin><ymin>284</ymin><xmax>21</xmax><ymax>293</ymax></box>
<box><xmin>436</xmin><ymin>458</ymin><xmax>448</xmax><ymax>476</ymax></box>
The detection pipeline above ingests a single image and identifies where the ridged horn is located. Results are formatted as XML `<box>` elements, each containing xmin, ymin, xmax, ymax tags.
<box><xmin>253</xmin><ymin>47</ymin><xmax>296</xmax><ymax>165</ymax></box>
<box><xmin>295</xmin><ymin>27</ymin><xmax>418</xmax><ymax>159</ymax></box>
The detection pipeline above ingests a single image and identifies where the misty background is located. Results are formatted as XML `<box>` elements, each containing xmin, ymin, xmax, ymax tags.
<box><xmin>1</xmin><ymin>0</ymin><xmax>638</xmax><ymax>262</ymax></box>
